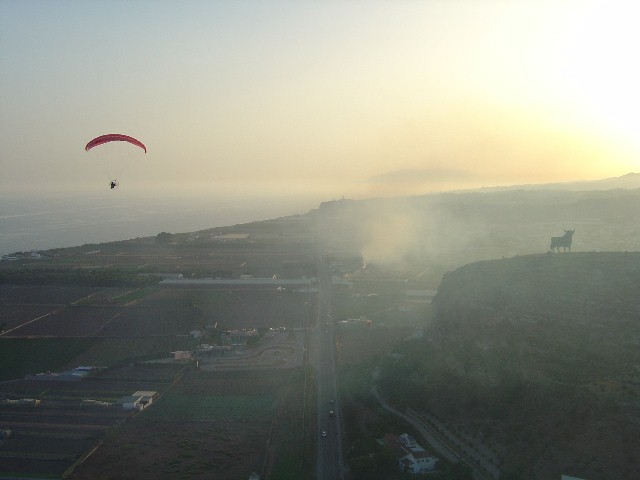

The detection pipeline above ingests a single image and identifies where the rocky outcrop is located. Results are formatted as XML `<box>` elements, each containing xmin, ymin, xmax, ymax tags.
<box><xmin>382</xmin><ymin>253</ymin><xmax>640</xmax><ymax>479</ymax></box>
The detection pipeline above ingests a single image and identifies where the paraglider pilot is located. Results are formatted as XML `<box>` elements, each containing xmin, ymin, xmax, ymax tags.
<box><xmin>85</xmin><ymin>134</ymin><xmax>146</xmax><ymax>191</ymax></box>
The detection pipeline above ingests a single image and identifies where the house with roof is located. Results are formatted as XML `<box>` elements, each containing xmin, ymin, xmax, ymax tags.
<box><xmin>383</xmin><ymin>433</ymin><xmax>439</xmax><ymax>474</ymax></box>
<box><xmin>171</xmin><ymin>350</ymin><xmax>192</xmax><ymax>360</ymax></box>
<box><xmin>119</xmin><ymin>391</ymin><xmax>158</xmax><ymax>411</ymax></box>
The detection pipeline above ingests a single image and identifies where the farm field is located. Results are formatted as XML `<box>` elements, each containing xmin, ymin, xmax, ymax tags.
<box><xmin>68</xmin><ymin>419</ymin><xmax>270</xmax><ymax>480</ymax></box>
<box><xmin>0</xmin><ymin>304</ymin><xmax>62</xmax><ymax>332</ymax></box>
<box><xmin>3</xmin><ymin>214</ymin><xmax>318</xmax><ymax>280</ymax></box>
<box><xmin>0</xmin><ymin>287</ymin><xmax>201</xmax><ymax>339</ymax></box>
<box><xmin>67</xmin><ymin>369</ymin><xmax>301</xmax><ymax>480</ymax></box>
<box><xmin>0</xmin><ymin>217</ymin><xmax>319</xmax><ymax>479</ymax></box>
<box><xmin>0</xmin><ymin>382</ymin><xmax>140</xmax><ymax>479</ymax></box>
<box><xmin>1</xmin><ymin>286</ymin><xmax>315</xmax><ymax>342</ymax></box>
<box><xmin>0</xmin><ymin>285</ymin><xmax>103</xmax><ymax>305</ymax></box>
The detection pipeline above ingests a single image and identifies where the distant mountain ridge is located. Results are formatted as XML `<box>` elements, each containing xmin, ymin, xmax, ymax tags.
<box><xmin>315</xmin><ymin>175</ymin><xmax>640</xmax><ymax>279</ymax></box>
<box><xmin>459</xmin><ymin>171</ymin><xmax>640</xmax><ymax>193</ymax></box>
<box><xmin>12</xmin><ymin>172</ymin><xmax>638</xmax><ymax>267</ymax></box>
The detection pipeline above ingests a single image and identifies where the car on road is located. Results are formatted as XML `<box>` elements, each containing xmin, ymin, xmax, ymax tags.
<box><xmin>329</xmin><ymin>410</ymin><xmax>334</xmax><ymax>417</ymax></box>
<box><xmin>321</xmin><ymin>430</ymin><xmax>327</xmax><ymax>438</ymax></box>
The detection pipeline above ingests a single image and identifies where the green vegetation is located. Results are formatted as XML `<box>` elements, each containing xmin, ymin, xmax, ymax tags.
<box><xmin>0</xmin><ymin>338</ymin><xmax>100</xmax><ymax>381</ymax></box>
<box><xmin>338</xmin><ymin>361</ymin><xmax>377</xmax><ymax>404</ymax></box>
<box><xmin>0</xmin><ymin>267</ymin><xmax>160</xmax><ymax>287</ymax></box>
<box><xmin>333</xmin><ymin>293</ymin><xmax>395</xmax><ymax>319</ymax></box>
<box><xmin>270</xmin><ymin>446</ymin><xmax>305</xmax><ymax>480</ymax></box>
<box><xmin>0</xmin><ymin>213</ymin><xmax>321</xmax><ymax>480</ymax></box>
<box><xmin>0</xmin><ymin>471</ymin><xmax>63</xmax><ymax>479</ymax></box>
<box><xmin>143</xmin><ymin>394</ymin><xmax>275</xmax><ymax>422</ymax></box>
<box><xmin>376</xmin><ymin>252</ymin><xmax>640</xmax><ymax>479</ymax></box>
<box><xmin>155</xmin><ymin>232</ymin><xmax>173</xmax><ymax>244</ymax></box>
<box><xmin>110</xmin><ymin>287</ymin><xmax>160</xmax><ymax>304</ymax></box>
<box><xmin>269</xmin><ymin>367</ymin><xmax>312</xmax><ymax>480</ymax></box>
<box><xmin>70</xmin><ymin>337</ymin><xmax>196</xmax><ymax>367</ymax></box>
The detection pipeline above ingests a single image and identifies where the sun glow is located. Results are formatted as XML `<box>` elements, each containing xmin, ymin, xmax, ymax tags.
<box><xmin>497</xmin><ymin>1</ymin><xmax>640</xmax><ymax>175</ymax></box>
<box><xmin>548</xmin><ymin>3</ymin><xmax>640</xmax><ymax>144</ymax></box>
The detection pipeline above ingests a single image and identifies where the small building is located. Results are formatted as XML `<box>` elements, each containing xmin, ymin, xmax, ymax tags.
<box><xmin>172</xmin><ymin>350</ymin><xmax>192</xmax><ymax>360</ymax></box>
<box><xmin>120</xmin><ymin>395</ymin><xmax>143</xmax><ymax>411</ymax></box>
<box><xmin>331</xmin><ymin>275</ymin><xmax>353</xmax><ymax>287</ymax></box>
<box><xmin>383</xmin><ymin>433</ymin><xmax>439</xmax><ymax>474</ymax></box>
<box><xmin>155</xmin><ymin>273</ymin><xmax>184</xmax><ymax>280</ymax></box>
<box><xmin>338</xmin><ymin>316</ymin><xmax>372</xmax><ymax>327</ymax></box>
<box><xmin>220</xmin><ymin>329</ymin><xmax>258</xmax><ymax>347</ymax></box>
<box><xmin>210</xmin><ymin>233</ymin><xmax>250</xmax><ymax>241</ymax></box>
<box><xmin>399</xmin><ymin>449</ymin><xmax>438</xmax><ymax>474</ymax></box>
<box><xmin>82</xmin><ymin>399</ymin><xmax>112</xmax><ymax>408</ymax></box>
<box><xmin>67</xmin><ymin>366</ymin><xmax>97</xmax><ymax>378</ymax></box>
<box><xmin>2</xmin><ymin>398</ymin><xmax>42</xmax><ymax>406</ymax></box>
<box><xmin>26</xmin><ymin>365</ymin><xmax>100</xmax><ymax>381</ymax></box>
<box><xmin>119</xmin><ymin>391</ymin><xmax>158</xmax><ymax>411</ymax></box>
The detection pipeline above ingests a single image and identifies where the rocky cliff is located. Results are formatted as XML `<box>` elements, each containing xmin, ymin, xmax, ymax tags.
<box><xmin>380</xmin><ymin>252</ymin><xmax>640</xmax><ymax>479</ymax></box>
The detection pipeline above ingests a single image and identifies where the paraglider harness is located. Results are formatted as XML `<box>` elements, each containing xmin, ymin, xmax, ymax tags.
<box><xmin>110</xmin><ymin>180</ymin><xmax>119</xmax><ymax>190</ymax></box>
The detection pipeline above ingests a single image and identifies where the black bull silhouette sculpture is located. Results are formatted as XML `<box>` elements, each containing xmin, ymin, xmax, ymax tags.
<box><xmin>550</xmin><ymin>229</ymin><xmax>575</xmax><ymax>252</ymax></box>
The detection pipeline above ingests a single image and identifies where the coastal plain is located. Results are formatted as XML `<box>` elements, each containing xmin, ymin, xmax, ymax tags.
<box><xmin>0</xmin><ymin>216</ymin><xmax>323</xmax><ymax>480</ymax></box>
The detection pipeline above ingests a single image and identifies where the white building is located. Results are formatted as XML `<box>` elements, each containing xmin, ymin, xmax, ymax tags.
<box><xmin>399</xmin><ymin>449</ymin><xmax>438</xmax><ymax>474</ymax></box>
<box><xmin>119</xmin><ymin>391</ymin><xmax>158</xmax><ymax>411</ymax></box>
<box><xmin>172</xmin><ymin>351</ymin><xmax>192</xmax><ymax>360</ymax></box>
<box><xmin>393</xmin><ymin>433</ymin><xmax>439</xmax><ymax>474</ymax></box>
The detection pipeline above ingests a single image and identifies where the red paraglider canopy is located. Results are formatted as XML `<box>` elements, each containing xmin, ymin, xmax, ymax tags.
<box><xmin>85</xmin><ymin>134</ymin><xmax>147</xmax><ymax>153</ymax></box>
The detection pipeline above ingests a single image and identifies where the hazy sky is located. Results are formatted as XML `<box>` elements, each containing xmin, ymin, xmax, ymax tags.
<box><xmin>1</xmin><ymin>0</ymin><xmax>639</xmax><ymax>200</ymax></box>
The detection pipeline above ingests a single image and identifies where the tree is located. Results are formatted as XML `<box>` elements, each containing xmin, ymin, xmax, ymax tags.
<box><xmin>156</xmin><ymin>232</ymin><xmax>173</xmax><ymax>244</ymax></box>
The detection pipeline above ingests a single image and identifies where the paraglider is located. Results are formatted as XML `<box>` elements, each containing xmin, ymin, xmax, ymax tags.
<box><xmin>85</xmin><ymin>134</ymin><xmax>146</xmax><ymax>189</ymax></box>
<box><xmin>85</xmin><ymin>134</ymin><xmax>147</xmax><ymax>153</ymax></box>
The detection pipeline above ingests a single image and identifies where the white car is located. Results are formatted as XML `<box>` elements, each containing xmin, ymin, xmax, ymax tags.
<box><xmin>321</xmin><ymin>430</ymin><xmax>327</xmax><ymax>438</ymax></box>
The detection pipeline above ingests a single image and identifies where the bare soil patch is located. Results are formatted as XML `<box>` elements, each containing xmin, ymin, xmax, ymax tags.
<box><xmin>0</xmin><ymin>285</ymin><xmax>102</xmax><ymax>305</ymax></box>
<box><xmin>69</xmin><ymin>369</ymin><xmax>297</xmax><ymax>480</ymax></box>
<box><xmin>69</xmin><ymin>419</ymin><xmax>269</xmax><ymax>480</ymax></box>
<box><xmin>0</xmin><ymin>304</ymin><xmax>58</xmax><ymax>331</ymax></box>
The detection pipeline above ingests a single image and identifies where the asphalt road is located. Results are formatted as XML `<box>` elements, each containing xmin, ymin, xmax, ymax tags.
<box><xmin>313</xmin><ymin>255</ymin><xmax>344</xmax><ymax>480</ymax></box>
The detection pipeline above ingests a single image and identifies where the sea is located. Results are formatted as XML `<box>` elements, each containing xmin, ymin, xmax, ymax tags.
<box><xmin>0</xmin><ymin>191</ymin><xmax>322</xmax><ymax>257</ymax></box>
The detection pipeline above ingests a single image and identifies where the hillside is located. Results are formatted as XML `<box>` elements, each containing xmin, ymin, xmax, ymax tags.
<box><xmin>6</xmin><ymin>177</ymin><xmax>640</xmax><ymax>288</ymax></box>
<box><xmin>377</xmin><ymin>252</ymin><xmax>640</xmax><ymax>479</ymax></box>
<box><xmin>313</xmin><ymin>187</ymin><xmax>640</xmax><ymax>282</ymax></box>
<box><xmin>463</xmin><ymin>171</ymin><xmax>640</xmax><ymax>192</ymax></box>
<box><xmin>3</xmin><ymin>180</ymin><xmax>640</xmax><ymax>479</ymax></box>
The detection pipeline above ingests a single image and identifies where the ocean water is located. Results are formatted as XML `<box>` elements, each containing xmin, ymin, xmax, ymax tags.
<box><xmin>0</xmin><ymin>192</ymin><xmax>320</xmax><ymax>256</ymax></box>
